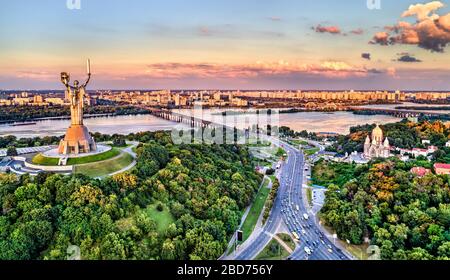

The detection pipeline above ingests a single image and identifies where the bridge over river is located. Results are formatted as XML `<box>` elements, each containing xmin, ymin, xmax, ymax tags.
<box><xmin>149</xmin><ymin>108</ymin><xmax>215</xmax><ymax>128</ymax></box>
<box><xmin>149</xmin><ymin>107</ymin><xmax>450</xmax><ymax>126</ymax></box>
<box><xmin>148</xmin><ymin>108</ymin><xmax>278</xmax><ymax>131</ymax></box>
<box><xmin>147</xmin><ymin>108</ymin><xmax>282</xmax><ymax>145</ymax></box>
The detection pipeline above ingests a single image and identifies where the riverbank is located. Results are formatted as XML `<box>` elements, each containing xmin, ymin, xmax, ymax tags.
<box><xmin>0</xmin><ymin>105</ymin><xmax>151</xmax><ymax>124</ymax></box>
<box><xmin>396</xmin><ymin>106</ymin><xmax>450</xmax><ymax>111</ymax></box>
<box><xmin>0</xmin><ymin>112</ymin><xmax>153</xmax><ymax>125</ymax></box>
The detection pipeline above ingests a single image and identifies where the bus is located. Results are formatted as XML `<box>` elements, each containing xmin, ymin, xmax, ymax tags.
<box><xmin>292</xmin><ymin>232</ymin><xmax>300</xmax><ymax>241</ymax></box>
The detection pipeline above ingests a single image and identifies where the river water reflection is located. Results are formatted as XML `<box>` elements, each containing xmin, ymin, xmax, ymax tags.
<box><xmin>172</xmin><ymin>108</ymin><xmax>400</xmax><ymax>135</ymax></box>
<box><xmin>0</xmin><ymin>108</ymin><xmax>403</xmax><ymax>138</ymax></box>
<box><xmin>0</xmin><ymin>115</ymin><xmax>177</xmax><ymax>138</ymax></box>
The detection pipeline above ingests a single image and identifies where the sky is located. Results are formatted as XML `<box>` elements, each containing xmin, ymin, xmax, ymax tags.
<box><xmin>1</xmin><ymin>0</ymin><xmax>450</xmax><ymax>90</ymax></box>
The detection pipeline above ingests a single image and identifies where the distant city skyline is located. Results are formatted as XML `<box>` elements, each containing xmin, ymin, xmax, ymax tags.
<box><xmin>1</xmin><ymin>0</ymin><xmax>450</xmax><ymax>90</ymax></box>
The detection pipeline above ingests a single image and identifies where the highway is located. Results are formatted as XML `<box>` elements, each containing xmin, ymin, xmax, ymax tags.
<box><xmin>279</xmin><ymin>141</ymin><xmax>348</xmax><ymax>260</ymax></box>
<box><xmin>233</xmin><ymin>137</ymin><xmax>350</xmax><ymax>260</ymax></box>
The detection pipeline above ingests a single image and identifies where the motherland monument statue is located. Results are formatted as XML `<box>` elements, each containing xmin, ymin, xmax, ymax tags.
<box><xmin>58</xmin><ymin>59</ymin><xmax>97</xmax><ymax>155</ymax></box>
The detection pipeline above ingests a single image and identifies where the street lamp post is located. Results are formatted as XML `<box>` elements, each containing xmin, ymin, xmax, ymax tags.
<box><xmin>233</xmin><ymin>231</ymin><xmax>240</xmax><ymax>257</ymax></box>
<box><xmin>234</xmin><ymin>232</ymin><xmax>238</xmax><ymax>253</ymax></box>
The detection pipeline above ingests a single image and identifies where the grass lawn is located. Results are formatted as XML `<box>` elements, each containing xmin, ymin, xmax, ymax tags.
<box><xmin>343</xmin><ymin>243</ymin><xmax>370</xmax><ymax>260</ymax></box>
<box><xmin>73</xmin><ymin>152</ymin><xmax>133</xmax><ymax>177</ymax></box>
<box><xmin>116</xmin><ymin>203</ymin><xmax>175</xmax><ymax>237</ymax></box>
<box><xmin>143</xmin><ymin>204</ymin><xmax>175</xmax><ymax>235</ymax></box>
<box><xmin>290</xmin><ymin>139</ymin><xmax>308</xmax><ymax>146</ymax></box>
<box><xmin>304</xmin><ymin>148</ymin><xmax>320</xmax><ymax>156</ymax></box>
<box><xmin>275</xmin><ymin>147</ymin><xmax>287</xmax><ymax>157</ymax></box>
<box><xmin>306</xmin><ymin>188</ymin><xmax>313</xmax><ymax>206</ymax></box>
<box><xmin>31</xmin><ymin>147</ymin><xmax>120</xmax><ymax>166</ymax></box>
<box><xmin>240</xmin><ymin>178</ymin><xmax>271</xmax><ymax>241</ymax></box>
<box><xmin>32</xmin><ymin>154</ymin><xmax>59</xmax><ymax>166</ymax></box>
<box><xmin>112</xmin><ymin>144</ymin><xmax>133</xmax><ymax>150</ymax></box>
<box><xmin>255</xmin><ymin>239</ymin><xmax>290</xmax><ymax>260</ymax></box>
<box><xmin>67</xmin><ymin>148</ymin><xmax>120</xmax><ymax>165</ymax></box>
<box><xmin>312</xmin><ymin>159</ymin><xmax>356</xmax><ymax>187</ymax></box>
<box><xmin>276</xmin><ymin>233</ymin><xmax>296</xmax><ymax>251</ymax></box>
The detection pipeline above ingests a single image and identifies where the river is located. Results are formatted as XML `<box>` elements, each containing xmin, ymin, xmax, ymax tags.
<box><xmin>0</xmin><ymin>115</ymin><xmax>177</xmax><ymax>138</ymax></box>
<box><xmin>0</xmin><ymin>103</ymin><xmax>445</xmax><ymax>138</ymax></box>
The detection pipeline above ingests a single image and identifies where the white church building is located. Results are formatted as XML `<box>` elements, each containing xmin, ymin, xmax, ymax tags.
<box><xmin>364</xmin><ymin>124</ymin><xmax>391</xmax><ymax>159</ymax></box>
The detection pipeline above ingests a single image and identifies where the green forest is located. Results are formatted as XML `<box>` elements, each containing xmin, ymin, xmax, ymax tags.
<box><xmin>320</xmin><ymin>159</ymin><xmax>450</xmax><ymax>260</ymax></box>
<box><xmin>311</xmin><ymin>159</ymin><xmax>357</xmax><ymax>187</ymax></box>
<box><xmin>0</xmin><ymin>131</ymin><xmax>262</xmax><ymax>260</ymax></box>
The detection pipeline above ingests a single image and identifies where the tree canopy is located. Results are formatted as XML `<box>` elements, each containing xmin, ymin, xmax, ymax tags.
<box><xmin>320</xmin><ymin>159</ymin><xmax>450</xmax><ymax>260</ymax></box>
<box><xmin>0</xmin><ymin>131</ymin><xmax>262</xmax><ymax>260</ymax></box>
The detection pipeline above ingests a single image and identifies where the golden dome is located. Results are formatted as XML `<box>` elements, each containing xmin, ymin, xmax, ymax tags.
<box><xmin>372</xmin><ymin>124</ymin><xmax>383</xmax><ymax>142</ymax></box>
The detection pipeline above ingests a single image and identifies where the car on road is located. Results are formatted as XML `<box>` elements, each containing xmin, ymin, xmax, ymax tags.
<box><xmin>304</xmin><ymin>247</ymin><xmax>312</xmax><ymax>255</ymax></box>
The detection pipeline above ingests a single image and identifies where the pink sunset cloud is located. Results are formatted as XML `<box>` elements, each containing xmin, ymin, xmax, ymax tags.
<box><xmin>314</xmin><ymin>25</ymin><xmax>342</xmax><ymax>34</ymax></box>
<box><xmin>370</xmin><ymin>1</ymin><xmax>450</xmax><ymax>52</ymax></box>
<box><xmin>142</xmin><ymin>61</ymin><xmax>389</xmax><ymax>80</ymax></box>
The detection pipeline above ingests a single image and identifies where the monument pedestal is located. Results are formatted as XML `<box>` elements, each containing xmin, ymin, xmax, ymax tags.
<box><xmin>58</xmin><ymin>125</ymin><xmax>97</xmax><ymax>155</ymax></box>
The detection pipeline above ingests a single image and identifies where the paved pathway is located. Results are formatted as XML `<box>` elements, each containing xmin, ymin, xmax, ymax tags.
<box><xmin>272</xmin><ymin>234</ymin><xmax>294</xmax><ymax>254</ymax></box>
